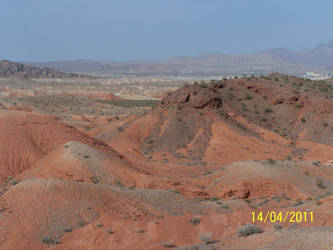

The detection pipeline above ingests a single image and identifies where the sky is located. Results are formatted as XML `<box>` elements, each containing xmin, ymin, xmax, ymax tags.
<box><xmin>1</xmin><ymin>0</ymin><xmax>333</xmax><ymax>61</ymax></box>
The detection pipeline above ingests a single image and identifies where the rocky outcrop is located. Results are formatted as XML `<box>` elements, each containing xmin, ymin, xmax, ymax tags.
<box><xmin>0</xmin><ymin>60</ymin><xmax>86</xmax><ymax>78</ymax></box>
<box><xmin>161</xmin><ymin>81</ymin><xmax>224</xmax><ymax>109</ymax></box>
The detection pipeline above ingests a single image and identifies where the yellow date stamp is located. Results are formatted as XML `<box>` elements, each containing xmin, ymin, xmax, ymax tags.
<box><xmin>252</xmin><ymin>211</ymin><xmax>314</xmax><ymax>223</ymax></box>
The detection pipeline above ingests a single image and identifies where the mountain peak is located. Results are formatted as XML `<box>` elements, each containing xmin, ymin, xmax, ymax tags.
<box><xmin>315</xmin><ymin>39</ymin><xmax>333</xmax><ymax>49</ymax></box>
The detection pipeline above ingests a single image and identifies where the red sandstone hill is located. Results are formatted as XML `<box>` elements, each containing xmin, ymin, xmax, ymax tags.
<box><xmin>104</xmin><ymin>76</ymin><xmax>333</xmax><ymax>166</ymax></box>
<box><xmin>0</xmin><ymin>110</ymin><xmax>132</xmax><ymax>182</ymax></box>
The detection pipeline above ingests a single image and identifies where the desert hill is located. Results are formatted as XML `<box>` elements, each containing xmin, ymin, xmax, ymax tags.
<box><xmin>0</xmin><ymin>110</ymin><xmax>133</xmax><ymax>182</ymax></box>
<box><xmin>0</xmin><ymin>60</ymin><xmax>87</xmax><ymax>78</ymax></box>
<box><xmin>0</xmin><ymin>75</ymin><xmax>333</xmax><ymax>249</ymax></box>
<box><xmin>104</xmin><ymin>75</ymin><xmax>333</xmax><ymax>167</ymax></box>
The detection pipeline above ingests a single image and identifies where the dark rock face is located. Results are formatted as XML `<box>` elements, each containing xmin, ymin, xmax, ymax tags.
<box><xmin>161</xmin><ymin>81</ymin><xmax>224</xmax><ymax>109</ymax></box>
<box><xmin>0</xmin><ymin>60</ymin><xmax>83</xmax><ymax>78</ymax></box>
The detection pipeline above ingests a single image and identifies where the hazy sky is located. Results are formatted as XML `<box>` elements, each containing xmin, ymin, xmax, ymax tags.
<box><xmin>1</xmin><ymin>0</ymin><xmax>332</xmax><ymax>61</ymax></box>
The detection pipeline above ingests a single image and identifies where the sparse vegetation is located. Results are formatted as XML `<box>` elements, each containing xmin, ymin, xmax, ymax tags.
<box><xmin>245</xmin><ymin>94</ymin><xmax>252</xmax><ymax>100</ymax></box>
<box><xmin>199</xmin><ymin>82</ymin><xmax>208</xmax><ymax>88</ymax></box>
<box><xmin>316</xmin><ymin>179</ymin><xmax>327</xmax><ymax>189</ymax></box>
<box><xmin>189</xmin><ymin>217</ymin><xmax>200</xmax><ymax>226</ymax></box>
<box><xmin>237</xmin><ymin>224</ymin><xmax>263</xmax><ymax>237</ymax></box>
<box><xmin>295</xmin><ymin>103</ymin><xmax>303</xmax><ymax>109</ymax></box>
<box><xmin>210</xmin><ymin>196</ymin><xmax>218</xmax><ymax>201</ymax></box>
<box><xmin>274</xmin><ymin>223</ymin><xmax>283</xmax><ymax>231</ymax></box>
<box><xmin>97</xmin><ymin>99</ymin><xmax>159</xmax><ymax>107</ymax></box>
<box><xmin>161</xmin><ymin>241</ymin><xmax>176</xmax><ymax>248</ymax></box>
<box><xmin>198</xmin><ymin>232</ymin><xmax>213</xmax><ymax>244</ymax></box>
<box><xmin>9</xmin><ymin>179</ymin><xmax>20</xmax><ymax>185</ymax></box>
<box><xmin>264</xmin><ymin>108</ymin><xmax>273</xmax><ymax>113</ymax></box>
<box><xmin>313</xmin><ymin>161</ymin><xmax>321</xmax><ymax>166</ymax></box>
<box><xmin>90</xmin><ymin>176</ymin><xmax>100</xmax><ymax>184</ymax></box>
<box><xmin>293</xmin><ymin>200</ymin><xmax>303</xmax><ymax>207</ymax></box>
<box><xmin>42</xmin><ymin>236</ymin><xmax>60</xmax><ymax>245</ymax></box>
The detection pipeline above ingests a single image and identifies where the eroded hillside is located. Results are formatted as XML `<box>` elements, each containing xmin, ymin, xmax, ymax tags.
<box><xmin>0</xmin><ymin>75</ymin><xmax>333</xmax><ymax>249</ymax></box>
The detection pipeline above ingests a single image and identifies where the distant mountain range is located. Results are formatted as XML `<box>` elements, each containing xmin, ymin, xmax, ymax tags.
<box><xmin>0</xmin><ymin>60</ymin><xmax>88</xmax><ymax>79</ymax></box>
<box><xmin>23</xmin><ymin>39</ymin><xmax>333</xmax><ymax>77</ymax></box>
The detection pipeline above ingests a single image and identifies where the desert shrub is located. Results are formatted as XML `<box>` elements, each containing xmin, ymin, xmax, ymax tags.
<box><xmin>106</xmin><ymin>229</ymin><xmax>114</xmax><ymax>234</ymax></box>
<box><xmin>293</xmin><ymin>200</ymin><xmax>303</xmax><ymax>207</ymax></box>
<box><xmin>169</xmin><ymin>189</ymin><xmax>180</xmax><ymax>194</ymax></box>
<box><xmin>301</xmin><ymin>117</ymin><xmax>306</xmax><ymax>123</ymax></box>
<box><xmin>90</xmin><ymin>176</ymin><xmax>100</xmax><ymax>184</ymax></box>
<box><xmin>10</xmin><ymin>179</ymin><xmax>20</xmax><ymax>185</ymax></box>
<box><xmin>198</xmin><ymin>232</ymin><xmax>213</xmax><ymax>244</ymax></box>
<box><xmin>189</xmin><ymin>217</ymin><xmax>200</xmax><ymax>226</ymax></box>
<box><xmin>161</xmin><ymin>241</ymin><xmax>176</xmax><ymax>248</ymax></box>
<box><xmin>64</xmin><ymin>227</ymin><xmax>72</xmax><ymax>232</ymax></box>
<box><xmin>97</xmin><ymin>224</ymin><xmax>104</xmax><ymax>227</ymax></box>
<box><xmin>42</xmin><ymin>236</ymin><xmax>59</xmax><ymax>245</ymax></box>
<box><xmin>245</xmin><ymin>94</ymin><xmax>252</xmax><ymax>100</ymax></box>
<box><xmin>115</xmin><ymin>180</ymin><xmax>124</xmax><ymax>187</ymax></box>
<box><xmin>237</xmin><ymin>224</ymin><xmax>263</xmax><ymax>237</ymax></box>
<box><xmin>264</xmin><ymin>108</ymin><xmax>273</xmax><ymax>113</ymax></box>
<box><xmin>210</xmin><ymin>196</ymin><xmax>218</xmax><ymax>201</ymax></box>
<box><xmin>199</xmin><ymin>81</ymin><xmax>208</xmax><ymax>88</ymax></box>
<box><xmin>137</xmin><ymin>229</ymin><xmax>145</xmax><ymax>233</ymax></box>
<box><xmin>313</xmin><ymin>161</ymin><xmax>321</xmax><ymax>166</ymax></box>
<box><xmin>274</xmin><ymin>223</ymin><xmax>283</xmax><ymax>231</ymax></box>
<box><xmin>267</xmin><ymin>158</ymin><xmax>276</xmax><ymax>164</ymax></box>
<box><xmin>316</xmin><ymin>179</ymin><xmax>326</xmax><ymax>189</ymax></box>
<box><xmin>295</xmin><ymin>104</ymin><xmax>303</xmax><ymax>109</ymax></box>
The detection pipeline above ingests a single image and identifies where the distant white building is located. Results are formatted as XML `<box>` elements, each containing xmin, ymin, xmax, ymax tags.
<box><xmin>303</xmin><ymin>72</ymin><xmax>331</xmax><ymax>80</ymax></box>
<box><xmin>304</xmin><ymin>72</ymin><xmax>321</xmax><ymax>78</ymax></box>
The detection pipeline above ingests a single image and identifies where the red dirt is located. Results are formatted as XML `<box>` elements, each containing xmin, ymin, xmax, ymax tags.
<box><xmin>1</xmin><ymin>75</ymin><xmax>333</xmax><ymax>249</ymax></box>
